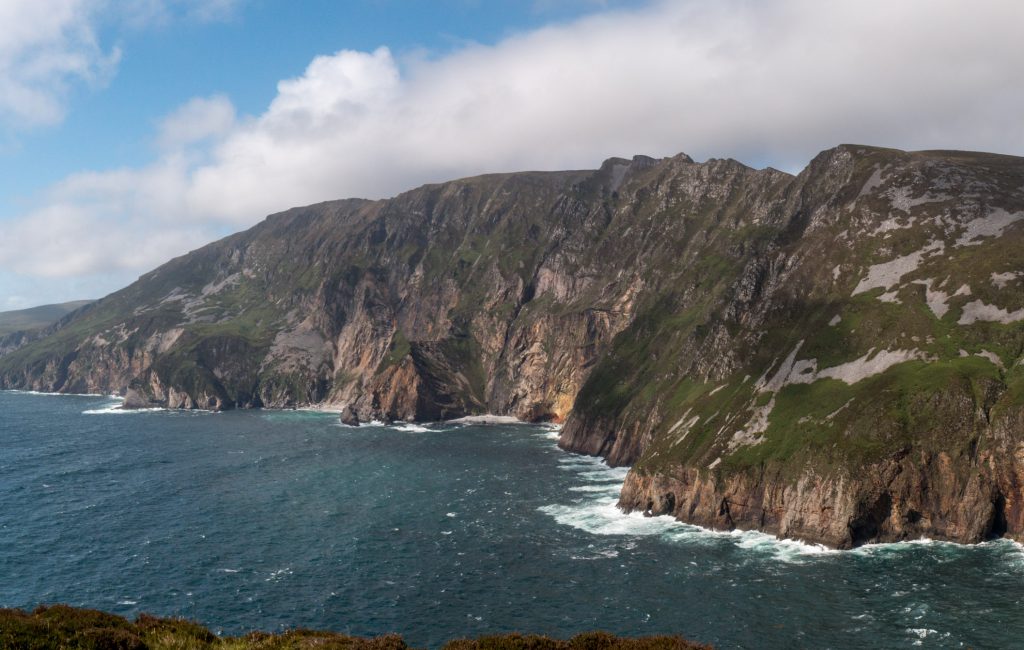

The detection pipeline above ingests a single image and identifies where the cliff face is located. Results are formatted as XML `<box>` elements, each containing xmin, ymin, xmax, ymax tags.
<box><xmin>565</xmin><ymin>146</ymin><xmax>1024</xmax><ymax>547</ymax></box>
<box><xmin>1</xmin><ymin>154</ymin><xmax>787</xmax><ymax>423</ymax></box>
<box><xmin>2</xmin><ymin>145</ymin><xmax>1023</xmax><ymax>547</ymax></box>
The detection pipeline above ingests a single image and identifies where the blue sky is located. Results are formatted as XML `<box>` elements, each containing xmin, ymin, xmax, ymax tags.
<box><xmin>1</xmin><ymin>1</ymin><xmax>636</xmax><ymax>216</ymax></box>
<box><xmin>1</xmin><ymin>0</ymin><xmax>1023</xmax><ymax>310</ymax></box>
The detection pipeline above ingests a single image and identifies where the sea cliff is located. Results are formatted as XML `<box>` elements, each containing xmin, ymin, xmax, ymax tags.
<box><xmin>2</xmin><ymin>145</ymin><xmax>1022</xmax><ymax>547</ymax></box>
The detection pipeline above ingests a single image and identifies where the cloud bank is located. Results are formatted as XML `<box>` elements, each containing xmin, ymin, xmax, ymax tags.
<box><xmin>3</xmin><ymin>0</ymin><xmax>1024</xmax><ymax>304</ymax></box>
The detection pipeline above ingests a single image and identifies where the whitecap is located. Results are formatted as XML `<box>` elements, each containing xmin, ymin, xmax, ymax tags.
<box><xmin>907</xmin><ymin>628</ymin><xmax>938</xmax><ymax>640</ymax></box>
<box><xmin>265</xmin><ymin>567</ymin><xmax>292</xmax><ymax>582</ymax></box>
<box><xmin>116</xmin><ymin>600</ymin><xmax>137</xmax><ymax>605</ymax></box>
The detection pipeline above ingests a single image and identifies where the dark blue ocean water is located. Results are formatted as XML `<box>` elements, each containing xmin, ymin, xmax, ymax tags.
<box><xmin>1</xmin><ymin>391</ymin><xmax>1023</xmax><ymax>649</ymax></box>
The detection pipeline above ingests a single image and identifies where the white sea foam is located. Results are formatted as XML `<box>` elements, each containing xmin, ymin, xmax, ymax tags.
<box><xmin>541</xmin><ymin>492</ymin><xmax>838</xmax><ymax>563</ymax></box>
<box><xmin>577</xmin><ymin>468</ymin><xmax>630</xmax><ymax>482</ymax></box>
<box><xmin>544</xmin><ymin>449</ymin><xmax>838</xmax><ymax>563</ymax></box>
<box><xmin>83</xmin><ymin>402</ymin><xmax>165</xmax><ymax>415</ymax></box>
<box><xmin>296</xmin><ymin>404</ymin><xmax>344</xmax><ymax>413</ymax></box>
<box><xmin>569</xmin><ymin>484</ymin><xmax>619</xmax><ymax>493</ymax></box>
<box><xmin>116</xmin><ymin>600</ymin><xmax>137</xmax><ymax>606</ymax></box>
<box><xmin>5</xmin><ymin>389</ymin><xmax>106</xmax><ymax>397</ymax></box>
<box><xmin>558</xmin><ymin>464</ymin><xmax>598</xmax><ymax>473</ymax></box>
<box><xmin>849</xmin><ymin>537</ymin><xmax>960</xmax><ymax>556</ymax></box>
<box><xmin>906</xmin><ymin>627</ymin><xmax>946</xmax><ymax>646</ymax></box>
<box><xmin>265</xmin><ymin>567</ymin><xmax>292</xmax><ymax>582</ymax></box>
<box><xmin>332</xmin><ymin>415</ymin><xmax>391</xmax><ymax>428</ymax></box>
<box><xmin>393</xmin><ymin>423</ymin><xmax>435</xmax><ymax>433</ymax></box>
<box><xmin>82</xmin><ymin>405</ymin><xmax>123</xmax><ymax>414</ymax></box>
<box><xmin>557</xmin><ymin>454</ymin><xmax>593</xmax><ymax>463</ymax></box>
<box><xmin>728</xmin><ymin>529</ymin><xmax>837</xmax><ymax>558</ymax></box>
<box><xmin>540</xmin><ymin>499</ymin><xmax>678</xmax><ymax>536</ymax></box>
<box><xmin>448</xmin><ymin>414</ymin><xmax>522</xmax><ymax>425</ymax></box>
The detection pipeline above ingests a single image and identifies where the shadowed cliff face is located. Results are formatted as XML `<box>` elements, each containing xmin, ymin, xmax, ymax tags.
<box><xmin>2</xmin><ymin>145</ymin><xmax>1023</xmax><ymax>547</ymax></box>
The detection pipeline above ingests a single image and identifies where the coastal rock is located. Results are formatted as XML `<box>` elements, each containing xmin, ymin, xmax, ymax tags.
<box><xmin>340</xmin><ymin>405</ymin><xmax>360</xmax><ymax>426</ymax></box>
<box><xmin>617</xmin><ymin>442</ymin><xmax>1021</xmax><ymax>548</ymax></box>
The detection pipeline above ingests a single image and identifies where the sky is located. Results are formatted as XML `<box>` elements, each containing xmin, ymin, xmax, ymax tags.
<box><xmin>1</xmin><ymin>0</ymin><xmax>1023</xmax><ymax>310</ymax></box>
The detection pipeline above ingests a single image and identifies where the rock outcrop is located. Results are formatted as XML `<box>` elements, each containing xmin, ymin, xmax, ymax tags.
<box><xmin>2</xmin><ymin>145</ymin><xmax>1023</xmax><ymax>547</ymax></box>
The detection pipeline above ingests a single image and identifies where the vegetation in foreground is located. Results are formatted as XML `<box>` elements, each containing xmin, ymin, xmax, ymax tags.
<box><xmin>0</xmin><ymin>605</ymin><xmax>712</xmax><ymax>650</ymax></box>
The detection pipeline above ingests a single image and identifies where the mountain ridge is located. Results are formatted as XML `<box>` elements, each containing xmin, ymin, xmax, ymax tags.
<box><xmin>2</xmin><ymin>143</ymin><xmax>1022</xmax><ymax>548</ymax></box>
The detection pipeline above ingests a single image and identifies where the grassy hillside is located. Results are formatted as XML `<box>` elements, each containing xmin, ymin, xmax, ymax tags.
<box><xmin>0</xmin><ymin>300</ymin><xmax>93</xmax><ymax>336</ymax></box>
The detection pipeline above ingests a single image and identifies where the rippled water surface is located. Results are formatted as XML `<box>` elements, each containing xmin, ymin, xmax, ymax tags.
<box><xmin>2</xmin><ymin>391</ymin><xmax>1023</xmax><ymax>648</ymax></box>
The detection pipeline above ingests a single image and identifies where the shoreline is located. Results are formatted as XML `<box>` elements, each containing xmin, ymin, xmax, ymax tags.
<box><xmin>4</xmin><ymin>391</ymin><xmax>554</xmax><ymax>429</ymax></box>
<box><xmin>5</xmin><ymin>389</ymin><xmax>1016</xmax><ymax>554</ymax></box>
<box><xmin>3</xmin><ymin>390</ymin><xmax>559</xmax><ymax>428</ymax></box>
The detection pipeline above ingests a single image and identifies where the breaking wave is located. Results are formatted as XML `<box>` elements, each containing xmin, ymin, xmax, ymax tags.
<box><xmin>392</xmin><ymin>423</ymin><xmax>437</xmax><ymax>433</ymax></box>
<box><xmin>4</xmin><ymin>389</ymin><xmax>106</xmax><ymax>397</ymax></box>
<box><xmin>540</xmin><ymin>449</ymin><xmax>836</xmax><ymax>562</ymax></box>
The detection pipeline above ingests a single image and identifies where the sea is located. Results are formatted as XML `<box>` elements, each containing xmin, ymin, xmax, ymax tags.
<box><xmin>1</xmin><ymin>390</ymin><xmax>1022</xmax><ymax>649</ymax></box>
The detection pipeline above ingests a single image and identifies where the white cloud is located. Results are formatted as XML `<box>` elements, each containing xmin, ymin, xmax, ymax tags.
<box><xmin>157</xmin><ymin>94</ymin><xmax>236</xmax><ymax>151</ymax></box>
<box><xmin>3</xmin><ymin>0</ymin><xmax>1024</xmax><ymax>305</ymax></box>
<box><xmin>182</xmin><ymin>0</ymin><xmax>243</xmax><ymax>23</ymax></box>
<box><xmin>0</xmin><ymin>0</ymin><xmax>245</xmax><ymax>132</ymax></box>
<box><xmin>0</xmin><ymin>0</ymin><xmax>119</xmax><ymax>128</ymax></box>
<box><xmin>117</xmin><ymin>0</ymin><xmax>244</xmax><ymax>28</ymax></box>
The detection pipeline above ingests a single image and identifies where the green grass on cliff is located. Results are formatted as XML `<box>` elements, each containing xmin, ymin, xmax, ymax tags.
<box><xmin>0</xmin><ymin>301</ymin><xmax>94</xmax><ymax>336</ymax></box>
<box><xmin>620</xmin><ymin>151</ymin><xmax>1024</xmax><ymax>480</ymax></box>
<box><xmin>0</xmin><ymin>606</ymin><xmax>711</xmax><ymax>650</ymax></box>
